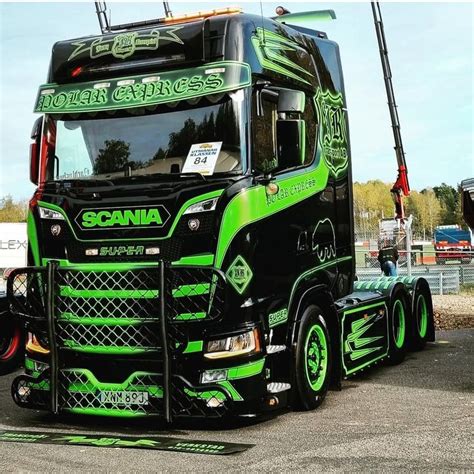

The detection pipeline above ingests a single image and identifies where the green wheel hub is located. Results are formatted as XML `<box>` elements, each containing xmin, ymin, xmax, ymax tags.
<box><xmin>416</xmin><ymin>294</ymin><xmax>428</xmax><ymax>338</ymax></box>
<box><xmin>304</xmin><ymin>323</ymin><xmax>328</xmax><ymax>392</ymax></box>
<box><xmin>393</xmin><ymin>300</ymin><xmax>406</xmax><ymax>349</ymax></box>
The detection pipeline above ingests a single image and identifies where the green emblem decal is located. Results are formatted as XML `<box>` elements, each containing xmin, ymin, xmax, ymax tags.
<box><xmin>344</xmin><ymin>311</ymin><xmax>385</xmax><ymax>361</ymax></box>
<box><xmin>315</xmin><ymin>89</ymin><xmax>348</xmax><ymax>177</ymax></box>
<box><xmin>35</xmin><ymin>61</ymin><xmax>251</xmax><ymax>114</ymax></box>
<box><xmin>226</xmin><ymin>255</ymin><xmax>253</xmax><ymax>294</ymax></box>
<box><xmin>68</xmin><ymin>27</ymin><xmax>183</xmax><ymax>61</ymax></box>
<box><xmin>76</xmin><ymin>205</ymin><xmax>170</xmax><ymax>230</ymax></box>
<box><xmin>99</xmin><ymin>245</ymin><xmax>145</xmax><ymax>257</ymax></box>
<box><xmin>268</xmin><ymin>308</ymin><xmax>288</xmax><ymax>328</ymax></box>
<box><xmin>57</xmin><ymin>436</ymin><xmax>160</xmax><ymax>448</ymax></box>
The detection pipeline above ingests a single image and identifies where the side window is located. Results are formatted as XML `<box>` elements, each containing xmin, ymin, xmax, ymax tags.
<box><xmin>253</xmin><ymin>89</ymin><xmax>317</xmax><ymax>174</ymax></box>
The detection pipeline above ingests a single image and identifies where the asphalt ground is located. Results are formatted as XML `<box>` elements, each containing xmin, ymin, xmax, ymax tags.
<box><xmin>0</xmin><ymin>329</ymin><xmax>472</xmax><ymax>472</ymax></box>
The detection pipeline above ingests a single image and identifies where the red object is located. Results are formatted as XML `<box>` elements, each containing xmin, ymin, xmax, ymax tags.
<box><xmin>71</xmin><ymin>66</ymin><xmax>83</xmax><ymax>78</ymax></box>
<box><xmin>0</xmin><ymin>325</ymin><xmax>21</xmax><ymax>361</ymax></box>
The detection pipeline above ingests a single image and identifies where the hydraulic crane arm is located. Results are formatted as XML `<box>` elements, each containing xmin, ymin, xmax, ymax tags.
<box><xmin>371</xmin><ymin>1</ymin><xmax>410</xmax><ymax>220</ymax></box>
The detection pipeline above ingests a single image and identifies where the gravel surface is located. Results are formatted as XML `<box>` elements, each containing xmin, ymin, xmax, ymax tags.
<box><xmin>432</xmin><ymin>295</ymin><xmax>474</xmax><ymax>330</ymax></box>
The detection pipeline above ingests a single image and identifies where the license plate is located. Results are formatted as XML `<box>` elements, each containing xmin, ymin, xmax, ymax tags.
<box><xmin>99</xmin><ymin>391</ymin><xmax>149</xmax><ymax>406</ymax></box>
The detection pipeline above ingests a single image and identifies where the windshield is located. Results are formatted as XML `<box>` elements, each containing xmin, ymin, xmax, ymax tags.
<box><xmin>44</xmin><ymin>90</ymin><xmax>247</xmax><ymax>182</ymax></box>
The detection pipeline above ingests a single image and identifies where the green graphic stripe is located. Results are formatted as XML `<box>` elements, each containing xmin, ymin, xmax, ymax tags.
<box><xmin>175</xmin><ymin>312</ymin><xmax>206</xmax><ymax>321</ymax></box>
<box><xmin>184</xmin><ymin>388</ymin><xmax>226</xmax><ymax>402</ymax></box>
<box><xmin>59</xmin><ymin>286</ymin><xmax>158</xmax><ymax>299</ymax></box>
<box><xmin>173</xmin><ymin>254</ymin><xmax>214</xmax><ymax>266</ymax></box>
<box><xmin>66</xmin><ymin>408</ymin><xmax>148</xmax><ymax>418</ymax></box>
<box><xmin>27</xmin><ymin>211</ymin><xmax>41</xmax><ymax>266</ymax></box>
<box><xmin>64</xmin><ymin>369</ymin><xmax>162</xmax><ymax>394</ymax></box>
<box><xmin>341</xmin><ymin>302</ymin><xmax>389</xmax><ymax>376</ymax></box>
<box><xmin>59</xmin><ymin>313</ymin><xmax>147</xmax><ymax>326</ymax></box>
<box><xmin>62</xmin><ymin>343</ymin><xmax>151</xmax><ymax>354</ymax></box>
<box><xmin>227</xmin><ymin>359</ymin><xmax>265</xmax><ymax>380</ymax></box>
<box><xmin>37</xmin><ymin>189</ymin><xmax>223</xmax><ymax>243</ymax></box>
<box><xmin>35</xmin><ymin>61</ymin><xmax>251</xmax><ymax>114</ymax></box>
<box><xmin>217</xmin><ymin>381</ymin><xmax>243</xmax><ymax>402</ymax></box>
<box><xmin>251</xmin><ymin>28</ymin><xmax>313</xmax><ymax>85</ymax></box>
<box><xmin>215</xmin><ymin>161</ymin><xmax>330</xmax><ymax>267</ymax></box>
<box><xmin>183</xmin><ymin>341</ymin><xmax>203</xmax><ymax>354</ymax></box>
<box><xmin>172</xmin><ymin>284</ymin><xmax>209</xmax><ymax>298</ymax></box>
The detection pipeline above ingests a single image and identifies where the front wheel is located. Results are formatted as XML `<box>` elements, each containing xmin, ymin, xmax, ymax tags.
<box><xmin>293</xmin><ymin>306</ymin><xmax>332</xmax><ymax>411</ymax></box>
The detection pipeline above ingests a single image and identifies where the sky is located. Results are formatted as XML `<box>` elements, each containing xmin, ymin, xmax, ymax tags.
<box><xmin>0</xmin><ymin>1</ymin><xmax>472</xmax><ymax>200</ymax></box>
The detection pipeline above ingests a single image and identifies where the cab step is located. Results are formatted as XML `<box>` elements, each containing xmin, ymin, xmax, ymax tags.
<box><xmin>267</xmin><ymin>382</ymin><xmax>291</xmax><ymax>393</ymax></box>
<box><xmin>266</xmin><ymin>345</ymin><xmax>286</xmax><ymax>354</ymax></box>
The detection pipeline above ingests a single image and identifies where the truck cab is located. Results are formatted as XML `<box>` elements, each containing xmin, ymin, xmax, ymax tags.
<box><xmin>7</xmin><ymin>8</ymin><xmax>433</xmax><ymax>421</ymax></box>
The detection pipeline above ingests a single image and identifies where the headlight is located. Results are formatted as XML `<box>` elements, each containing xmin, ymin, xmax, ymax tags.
<box><xmin>204</xmin><ymin>329</ymin><xmax>261</xmax><ymax>359</ymax></box>
<box><xmin>38</xmin><ymin>206</ymin><xmax>65</xmax><ymax>220</ymax></box>
<box><xmin>183</xmin><ymin>197</ymin><xmax>218</xmax><ymax>215</ymax></box>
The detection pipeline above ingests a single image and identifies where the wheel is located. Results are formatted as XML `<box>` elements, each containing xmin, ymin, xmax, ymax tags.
<box><xmin>410</xmin><ymin>281</ymin><xmax>434</xmax><ymax>350</ymax></box>
<box><xmin>293</xmin><ymin>305</ymin><xmax>332</xmax><ymax>410</ymax></box>
<box><xmin>387</xmin><ymin>290</ymin><xmax>409</xmax><ymax>365</ymax></box>
<box><xmin>0</xmin><ymin>319</ymin><xmax>24</xmax><ymax>375</ymax></box>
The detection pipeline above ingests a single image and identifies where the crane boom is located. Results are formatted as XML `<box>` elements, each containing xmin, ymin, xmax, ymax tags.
<box><xmin>371</xmin><ymin>1</ymin><xmax>410</xmax><ymax>220</ymax></box>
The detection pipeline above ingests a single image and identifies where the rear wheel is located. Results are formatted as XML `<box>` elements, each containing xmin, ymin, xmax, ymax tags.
<box><xmin>0</xmin><ymin>319</ymin><xmax>23</xmax><ymax>375</ymax></box>
<box><xmin>293</xmin><ymin>306</ymin><xmax>332</xmax><ymax>410</ymax></box>
<box><xmin>387</xmin><ymin>292</ymin><xmax>409</xmax><ymax>365</ymax></box>
<box><xmin>411</xmin><ymin>283</ymin><xmax>434</xmax><ymax>350</ymax></box>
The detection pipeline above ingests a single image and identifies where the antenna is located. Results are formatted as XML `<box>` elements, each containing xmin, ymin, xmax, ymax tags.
<box><xmin>95</xmin><ymin>1</ymin><xmax>110</xmax><ymax>34</ymax></box>
<box><xmin>259</xmin><ymin>0</ymin><xmax>266</xmax><ymax>45</ymax></box>
<box><xmin>163</xmin><ymin>2</ymin><xmax>173</xmax><ymax>18</ymax></box>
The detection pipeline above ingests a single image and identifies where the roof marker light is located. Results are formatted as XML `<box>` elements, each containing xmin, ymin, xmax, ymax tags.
<box><xmin>71</xmin><ymin>66</ymin><xmax>83</xmax><ymax>78</ymax></box>
<box><xmin>41</xmin><ymin>89</ymin><xmax>55</xmax><ymax>95</ymax></box>
<box><xmin>117</xmin><ymin>79</ymin><xmax>135</xmax><ymax>86</ymax></box>
<box><xmin>142</xmin><ymin>76</ymin><xmax>161</xmax><ymax>84</ymax></box>
<box><xmin>205</xmin><ymin>68</ymin><xmax>226</xmax><ymax>75</ymax></box>
<box><xmin>94</xmin><ymin>82</ymin><xmax>111</xmax><ymax>89</ymax></box>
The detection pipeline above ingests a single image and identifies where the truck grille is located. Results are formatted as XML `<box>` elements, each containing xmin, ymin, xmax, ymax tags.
<box><xmin>8</xmin><ymin>262</ymin><xmax>230</xmax><ymax>419</ymax></box>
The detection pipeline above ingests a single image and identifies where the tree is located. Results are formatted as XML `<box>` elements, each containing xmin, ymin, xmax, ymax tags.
<box><xmin>433</xmin><ymin>183</ymin><xmax>459</xmax><ymax>225</ymax></box>
<box><xmin>406</xmin><ymin>189</ymin><xmax>441</xmax><ymax>239</ymax></box>
<box><xmin>93</xmin><ymin>139</ymin><xmax>131</xmax><ymax>175</ymax></box>
<box><xmin>0</xmin><ymin>195</ymin><xmax>28</xmax><ymax>222</ymax></box>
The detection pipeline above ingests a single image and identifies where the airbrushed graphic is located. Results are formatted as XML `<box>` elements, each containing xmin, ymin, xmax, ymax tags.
<box><xmin>312</xmin><ymin>218</ymin><xmax>336</xmax><ymax>263</ymax></box>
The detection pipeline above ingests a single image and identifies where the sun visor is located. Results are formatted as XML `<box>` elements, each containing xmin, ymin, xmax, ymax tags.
<box><xmin>34</xmin><ymin>61</ymin><xmax>251</xmax><ymax>114</ymax></box>
<box><xmin>50</xmin><ymin>21</ymin><xmax>208</xmax><ymax>83</ymax></box>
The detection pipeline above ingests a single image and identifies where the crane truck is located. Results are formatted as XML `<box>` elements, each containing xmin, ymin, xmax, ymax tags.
<box><xmin>5</xmin><ymin>5</ymin><xmax>434</xmax><ymax>422</ymax></box>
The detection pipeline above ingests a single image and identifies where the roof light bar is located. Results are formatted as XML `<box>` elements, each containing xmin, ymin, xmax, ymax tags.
<box><xmin>163</xmin><ymin>7</ymin><xmax>242</xmax><ymax>26</ymax></box>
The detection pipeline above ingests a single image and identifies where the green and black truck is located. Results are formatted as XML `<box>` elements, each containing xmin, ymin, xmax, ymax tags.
<box><xmin>6</xmin><ymin>6</ymin><xmax>434</xmax><ymax>421</ymax></box>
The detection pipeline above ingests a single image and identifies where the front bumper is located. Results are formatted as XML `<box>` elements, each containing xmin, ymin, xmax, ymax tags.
<box><xmin>8</xmin><ymin>262</ymin><xmax>265</xmax><ymax>420</ymax></box>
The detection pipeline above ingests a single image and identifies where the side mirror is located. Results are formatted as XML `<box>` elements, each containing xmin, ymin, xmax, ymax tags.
<box><xmin>278</xmin><ymin>89</ymin><xmax>305</xmax><ymax>114</ymax></box>
<box><xmin>276</xmin><ymin>119</ymin><xmax>305</xmax><ymax>170</ymax></box>
<box><xmin>30</xmin><ymin>117</ymin><xmax>43</xmax><ymax>185</ymax></box>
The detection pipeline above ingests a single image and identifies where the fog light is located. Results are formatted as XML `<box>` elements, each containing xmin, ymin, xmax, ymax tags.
<box><xmin>50</xmin><ymin>224</ymin><xmax>62</xmax><ymax>236</ymax></box>
<box><xmin>201</xmin><ymin>369</ymin><xmax>227</xmax><ymax>384</ymax></box>
<box><xmin>188</xmin><ymin>218</ymin><xmax>200</xmax><ymax>231</ymax></box>
<box><xmin>145</xmin><ymin>247</ymin><xmax>160</xmax><ymax>255</ymax></box>
<box><xmin>18</xmin><ymin>386</ymin><xmax>31</xmax><ymax>398</ymax></box>
<box><xmin>206</xmin><ymin>397</ymin><xmax>224</xmax><ymax>408</ymax></box>
<box><xmin>85</xmin><ymin>248</ymin><xmax>99</xmax><ymax>256</ymax></box>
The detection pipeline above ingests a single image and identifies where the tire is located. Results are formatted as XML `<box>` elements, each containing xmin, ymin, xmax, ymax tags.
<box><xmin>0</xmin><ymin>319</ymin><xmax>24</xmax><ymax>375</ymax></box>
<box><xmin>293</xmin><ymin>305</ymin><xmax>332</xmax><ymax>411</ymax></box>
<box><xmin>411</xmin><ymin>281</ymin><xmax>434</xmax><ymax>350</ymax></box>
<box><xmin>387</xmin><ymin>290</ymin><xmax>409</xmax><ymax>365</ymax></box>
